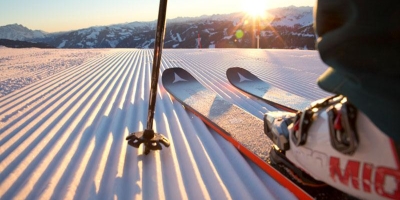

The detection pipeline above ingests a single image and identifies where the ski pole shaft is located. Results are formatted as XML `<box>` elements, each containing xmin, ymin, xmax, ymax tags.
<box><xmin>125</xmin><ymin>0</ymin><xmax>170</xmax><ymax>154</ymax></box>
<box><xmin>146</xmin><ymin>0</ymin><xmax>168</xmax><ymax>130</ymax></box>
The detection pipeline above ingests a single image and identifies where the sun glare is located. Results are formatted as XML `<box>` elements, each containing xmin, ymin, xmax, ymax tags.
<box><xmin>242</xmin><ymin>0</ymin><xmax>269</xmax><ymax>17</ymax></box>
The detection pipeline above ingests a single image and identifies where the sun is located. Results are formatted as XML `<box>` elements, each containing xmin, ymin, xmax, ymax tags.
<box><xmin>242</xmin><ymin>0</ymin><xmax>269</xmax><ymax>18</ymax></box>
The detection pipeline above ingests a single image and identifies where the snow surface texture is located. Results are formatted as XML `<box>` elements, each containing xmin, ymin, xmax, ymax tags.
<box><xmin>0</xmin><ymin>48</ymin><xmax>109</xmax><ymax>97</ymax></box>
<box><xmin>0</xmin><ymin>48</ymin><xmax>330</xmax><ymax>199</ymax></box>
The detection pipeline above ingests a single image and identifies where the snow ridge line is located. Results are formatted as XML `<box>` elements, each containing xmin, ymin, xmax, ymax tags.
<box><xmin>0</xmin><ymin>51</ymin><xmax>114</xmax><ymax>106</ymax></box>
<box><xmin>119</xmin><ymin>49</ymin><xmax>153</xmax><ymax>199</ymax></box>
<box><xmin>161</xmin><ymin>50</ymin><xmax>271</xmax><ymax>119</ymax></box>
<box><xmin>163</xmin><ymin>54</ymin><xmax>279</xmax><ymax>197</ymax></box>
<box><xmin>158</xmin><ymin>60</ymin><xmax>215</xmax><ymax>199</ymax></box>
<box><xmin>252</xmin><ymin>68</ymin><xmax>321</xmax><ymax>99</ymax></box>
<box><xmin>65</xmin><ymin>49</ymin><xmax>140</xmax><ymax>200</ymax></box>
<box><xmin>49</xmin><ymin>49</ymin><xmax>142</xmax><ymax>200</ymax></box>
<box><xmin>0</xmin><ymin>51</ymin><xmax>124</xmax><ymax>120</ymax></box>
<box><xmin>195</xmin><ymin>52</ymin><xmax>271</xmax><ymax>117</ymax></box>
<box><xmin>246</xmin><ymin>52</ymin><xmax>329</xmax><ymax>100</ymax></box>
<box><xmin>0</xmin><ymin>49</ymin><xmax>307</xmax><ymax>200</ymax></box>
<box><xmin>0</xmin><ymin>50</ymin><xmax>136</xmax><ymax>199</ymax></box>
<box><xmin>0</xmin><ymin>51</ymin><xmax>129</xmax><ymax>142</ymax></box>
<box><xmin>160</xmin><ymin>51</ymin><xmax>281</xmax><ymax>199</ymax></box>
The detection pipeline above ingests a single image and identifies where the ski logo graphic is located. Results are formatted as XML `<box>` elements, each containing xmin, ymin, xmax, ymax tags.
<box><xmin>238</xmin><ymin>72</ymin><xmax>252</xmax><ymax>83</ymax></box>
<box><xmin>293</xmin><ymin>147</ymin><xmax>400</xmax><ymax>199</ymax></box>
<box><xmin>172</xmin><ymin>73</ymin><xmax>188</xmax><ymax>83</ymax></box>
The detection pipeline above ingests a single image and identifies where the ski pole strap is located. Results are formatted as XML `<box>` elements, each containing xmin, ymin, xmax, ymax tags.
<box><xmin>291</xmin><ymin>95</ymin><xmax>359</xmax><ymax>155</ymax></box>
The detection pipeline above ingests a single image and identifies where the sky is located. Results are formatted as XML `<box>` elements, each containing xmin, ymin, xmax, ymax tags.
<box><xmin>0</xmin><ymin>0</ymin><xmax>315</xmax><ymax>33</ymax></box>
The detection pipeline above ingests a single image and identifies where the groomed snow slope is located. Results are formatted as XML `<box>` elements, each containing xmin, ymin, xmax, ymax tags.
<box><xmin>0</xmin><ymin>47</ymin><xmax>108</xmax><ymax>97</ymax></box>
<box><xmin>0</xmin><ymin>49</ymin><xmax>331</xmax><ymax>200</ymax></box>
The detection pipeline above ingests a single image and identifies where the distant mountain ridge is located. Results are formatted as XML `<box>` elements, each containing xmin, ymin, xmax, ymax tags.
<box><xmin>0</xmin><ymin>24</ymin><xmax>47</xmax><ymax>41</ymax></box>
<box><xmin>0</xmin><ymin>6</ymin><xmax>316</xmax><ymax>49</ymax></box>
<box><xmin>269</xmin><ymin>6</ymin><xmax>313</xmax><ymax>27</ymax></box>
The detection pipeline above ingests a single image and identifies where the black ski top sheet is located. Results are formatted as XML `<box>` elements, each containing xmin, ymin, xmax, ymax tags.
<box><xmin>162</xmin><ymin>67</ymin><xmax>274</xmax><ymax>161</ymax></box>
<box><xmin>226</xmin><ymin>67</ymin><xmax>312</xmax><ymax>112</ymax></box>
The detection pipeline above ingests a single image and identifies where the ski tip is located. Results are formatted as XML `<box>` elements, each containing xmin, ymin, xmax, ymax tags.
<box><xmin>162</xmin><ymin>67</ymin><xmax>197</xmax><ymax>87</ymax></box>
<box><xmin>226</xmin><ymin>67</ymin><xmax>261</xmax><ymax>84</ymax></box>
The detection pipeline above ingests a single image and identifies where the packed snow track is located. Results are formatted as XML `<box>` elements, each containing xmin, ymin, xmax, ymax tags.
<box><xmin>0</xmin><ymin>49</ymin><xmax>330</xmax><ymax>199</ymax></box>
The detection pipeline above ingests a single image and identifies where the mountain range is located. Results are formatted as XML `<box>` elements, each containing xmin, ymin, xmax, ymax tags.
<box><xmin>0</xmin><ymin>6</ymin><xmax>316</xmax><ymax>49</ymax></box>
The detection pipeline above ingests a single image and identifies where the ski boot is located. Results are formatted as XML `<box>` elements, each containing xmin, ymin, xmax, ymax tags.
<box><xmin>265</xmin><ymin>95</ymin><xmax>400</xmax><ymax>200</ymax></box>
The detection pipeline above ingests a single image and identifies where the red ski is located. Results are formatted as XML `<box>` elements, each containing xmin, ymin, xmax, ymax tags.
<box><xmin>162</xmin><ymin>67</ymin><xmax>351</xmax><ymax>199</ymax></box>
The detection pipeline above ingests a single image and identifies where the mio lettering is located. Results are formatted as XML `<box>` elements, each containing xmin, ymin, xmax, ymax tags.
<box><xmin>330</xmin><ymin>157</ymin><xmax>400</xmax><ymax>199</ymax></box>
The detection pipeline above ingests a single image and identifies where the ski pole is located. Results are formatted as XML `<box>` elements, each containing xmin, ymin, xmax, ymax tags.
<box><xmin>126</xmin><ymin>0</ymin><xmax>170</xmax><ymax>155</ymax></box>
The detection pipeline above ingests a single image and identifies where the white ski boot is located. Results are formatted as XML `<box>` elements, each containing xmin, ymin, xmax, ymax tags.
<box><xmin>265</xmin><ymin>95</ymin><xmax>400</xmax><ymax>200</ymax></box>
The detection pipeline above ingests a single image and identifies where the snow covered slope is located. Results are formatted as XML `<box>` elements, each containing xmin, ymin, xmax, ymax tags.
<box><xmin>0</xmin><ymin>49</ymin><xmax>330</xmax><ymax>199</ymax></box>
<box><xmin>269</xmin><ymin>6</ymin><xmax>313</xmax><ymax>27</ymax></box>
<box><xmin>1</xmin><ymin>6</ymin><xmax>314</xmax><ymax>49</ymax></box>
<box><xmin>0</xmin><ymin>48</ymin><xmax>108</xmax><ymax>97</ymax></box>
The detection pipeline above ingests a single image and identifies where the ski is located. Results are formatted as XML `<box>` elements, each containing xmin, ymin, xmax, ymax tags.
<box><xmin>226</xmin><ymin>67</ymin><xmax>312</xmax><ymax>112</ymax></box>
<box><xmin>162</xmin><ymin>67</ymin><xmax>352</xmax><ymax>200</ymax></box>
